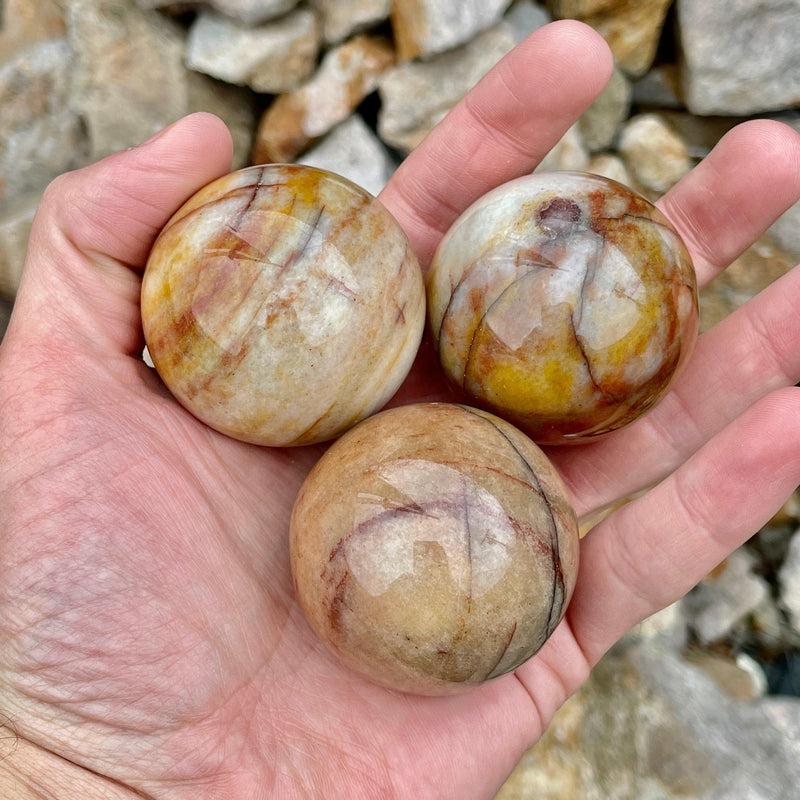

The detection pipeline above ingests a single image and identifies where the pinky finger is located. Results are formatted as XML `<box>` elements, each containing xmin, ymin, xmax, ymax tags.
<box><xmin>567</xmin><ymin>387</ymin><xmax>800</xmax><ymax>666</ymax></box>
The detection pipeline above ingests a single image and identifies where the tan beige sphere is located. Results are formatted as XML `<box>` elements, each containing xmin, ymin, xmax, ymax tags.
<box><xmin>141</xmin><ymin>164</ymin><xmax>425</xmax><ymax>446</ymax></box>
<box><xmin>290</xmin><ymin>403</ymin><xmax>579</xmax><ymax>695</ymax></box>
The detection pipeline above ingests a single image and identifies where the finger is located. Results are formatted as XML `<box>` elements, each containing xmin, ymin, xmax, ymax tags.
<box><xmin>658</xmin><ymin>119</ymin><xmax>800</xmax><ymax>287</ymax></box>
<box><xmin>566</xmin><ymin>387</ymin><xmax>800</xmax><ymax>666</ymax></box>
<box><xmin>16</xmin><ymin>113</ymin><xmax>233</xmax><ymax>355</ymax></box>
<box><xmin>380</xmin><ymin>21</ymin><xmax>614</xmax><ymax>267</ymax></box>
<box><xmin>552</xmin><ymin>262</ymin><xmax>800</xmax><ymax>516</ymax></box>
<box><xmin>33</xmin><ymin>112</ymin><xmax>233</xmax><ymax>271</ymax></box>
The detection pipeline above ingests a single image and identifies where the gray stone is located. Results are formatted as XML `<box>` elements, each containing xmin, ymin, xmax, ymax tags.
<box><xmin>535</xmin><ymin>123</ymin><xmax>589</xmax><ymax>172</ymax></box>
<box><xmin>679</xmin><ymin>0</ymin><xmax>800</xmax><ymax>115</ymax></box>
<box><xmin>769</xmin><ymin>202</ymin><xmax>800</xmax><ymax>261</ymax></box>
<box><xmin>683</xmin><ymin>549</ymin><xmax>769</xmax><ymax>645</ymax></box>
<box><xmin>632</xmin><ymin>64</ymin><xmax>684</xmax><ymax>110</ymax></box>
<box><xmin>779</xmin><ymin>528</ymin><xmax>800</xmax><ymax>634</ymax></box>
<box><xmin>504</xmin><ymin>0</ymin><xmax>551</xmax><ymax>42</ymax></box>
<box><xmin>618</xmin><ymin>113</ymin><xmax>691</xmax><ymax>194</ymax></box>
<box><xmin>378</xmin><ymin>23</ymin><xmax>516</xmax><ymax>153</ymax></box>
<box><xmin>497</xmin><ymin>639</ymin><xmax>800</xmax><ymax>800</ymax></box>
<box><xmin>766</xmin><ymin>117</ymin><xmax>800</xmax><ymax>258</ymax></box>
<box><xmin>309</xmin><ymin>0</ymin><xmax>390</xmax><ymax>44</ymax></box>
<box><xmin>578</xmin><ymin>67</ymin><xmax>631</xmax><ymax>152</ymax></box>
<box><xmin>206</xmin><ymin>0</ymin><xmax>300</xmax><ymax>25</ymax></box>
<box><xmin>67</xmin><ymin>0</ymin><xmax>188</xmax><ymax>160</ymax></box>
<box><xmin>186</xmin><ymin>72</ymin><xmax>256</xmax><ymax>170</ymax></box>
<box><xmin>186</xmin><ymin>9</ymin><xmax>320</xmax><ymax>94</ymax></box>
<box><xmin>699</xmin><ymin>234</ymin><xmax>796</xmax><ymax>332</ymax></box>
<box><xmin>0</xmin><ymin>39</ymin><xmax>88</xmax><ymax>211</ymax></box>
<box><xmin>0</xmin><ymin>194</ymin><xmax>38</xmax><ymax>300</ymax></box>
<box><xmin>392</xmin><ymin>0</ymin><xmax>513</xmax><ymax>60</ymax></box>
<box><xmin>298</xmin><ymin>115</ymin><xmax>396</xmax><ymax>196</ymax></box>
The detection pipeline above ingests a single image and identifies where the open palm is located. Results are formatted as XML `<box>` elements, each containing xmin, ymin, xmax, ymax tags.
<box><xmin>2</xmin><ymin>21</ymin><xmax>800</xmax><ymax>800</ymax></box>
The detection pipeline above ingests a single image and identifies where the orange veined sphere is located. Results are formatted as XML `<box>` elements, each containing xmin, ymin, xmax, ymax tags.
<box><xmin>290</xmin><ymin>403</ymin><xmax>579</xmax><ymax>695</ymax></box>
<box><xmin>427</xmin><ymin>172</ymin><xmax>699</xmax><ymax>445</ymax></box>
<box><xmin>141</xmin><ymin>164</ymin><xmax>425</xmax><ymax>446</ymax></box>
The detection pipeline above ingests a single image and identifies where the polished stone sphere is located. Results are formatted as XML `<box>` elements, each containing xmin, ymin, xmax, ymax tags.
<box><xmin>290</xmin><ymin>403</ymin><xmax>579</xmax><ymax>695</ymax></box>
<box><xmin>141</xmin><ymin>164</ymin><xmax>425</xmax><ymax>446</ymax></box>
<box><xmin>427</xmin><ymin>172</ymin><xmax>698</xmax><ymax>444</ymax></box>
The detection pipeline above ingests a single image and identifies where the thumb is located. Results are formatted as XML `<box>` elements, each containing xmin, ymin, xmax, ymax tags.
<box><xmin>14</xmin><ymin>113</ymin><xmax>233</xmax><ymax>355</ymax></box>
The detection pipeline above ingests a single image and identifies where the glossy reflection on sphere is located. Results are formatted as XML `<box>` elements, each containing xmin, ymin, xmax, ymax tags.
<box><xmin>141</xmin><ymin>164</ymin><xmax>425</xmax><ymax>446</ymax></box>
<box><xmin>428</xmin><ymin>172</ymin><xmax>699</xmax><ymax>444</ymax></box>
<box><xmin>290</xmin><ymin>403</ymin><xmax>579</xmax><ymax>695</ymax></box>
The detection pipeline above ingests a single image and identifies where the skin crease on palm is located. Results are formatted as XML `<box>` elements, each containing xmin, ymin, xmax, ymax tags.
<box><xmin>0</xmin><ymin>20</ymin><xmax>799</xmax><ymax>800</ymax></box>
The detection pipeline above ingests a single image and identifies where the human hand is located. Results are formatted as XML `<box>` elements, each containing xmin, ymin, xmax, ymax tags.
<box><xmin>2</xmin><ymin>20</ymin><xmax>800</xmax><ymax>800</ymax></box>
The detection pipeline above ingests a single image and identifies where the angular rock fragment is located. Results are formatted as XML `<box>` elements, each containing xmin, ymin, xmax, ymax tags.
<box><xmin>535</xmin><ymin>123</ymin><xmax>589</xmax><ymax>172</ymax></box>
<box><xmin>679</xmin><ymin>0</ymin><xmax>800</xmax><ymax>115</ymax></box>
<box><xmin>309</xmin><ymin>0</ymin><xmax>390</xmax><ymax>44</ymax></box>
<box><xmin>550</xmin><ymin>0</ymin><xmax>672</xmax><ymax>77</ymax></box>
<box><xmin>67</xmin><ymin>0</ymin><xmax>188</xmax><ymax>159</ymax></box>
<box><xmin>253</xmin><ymin>34</ymin><xmax>394</xmax><ymax>163</ymax></box>
<box><xmin>586</xmin><ymin>153</ymin><xmax>634</xmax><ymax>187</ymax></box>
<box><xmin>0</xmin><ymin>39</ymin><xmax>87</xmax><ymax>206</ymax></box>
<box><xmin>187</xmin><ymin>8</ymin><xmax>320</xmax><ymax>94</ymax></box>
<box><xmin>206</xmin><ymin>0</ymin><xmax>300</xmax><ymax>25</ymax></box>
<box><xmin>378</xmin><ymin>24</ymin><xmax>515</xmax><ymax>153</ymax></box>
<box><xmin>392</xmin><ymin>0</ymin><xmax>512</xmax><ymax>60</ymax></box>
<box><xmin>682</xmin><ymin>549</ymin><xmax>769</xmax><ymax>645</ymax></box>
<box><xmin>578</xmin><ymin>66</ymin><xmax>631</xmax><ymax>152</ymax></box>
<box><xmin>618</xmin><ymin>113</ymin><xmax>691</xmax><ymax>194</ymax></box>
<box><xmin>298</xmin><ymin>115</ymin><xmax>396</xmax><ymax>196</ymax></box>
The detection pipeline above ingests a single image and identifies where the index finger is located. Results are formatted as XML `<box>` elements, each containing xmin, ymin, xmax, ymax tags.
<box><xmin>379</xmin><ymin>20</ymin><xmax>614</xmax><ymax>267</ymax></box>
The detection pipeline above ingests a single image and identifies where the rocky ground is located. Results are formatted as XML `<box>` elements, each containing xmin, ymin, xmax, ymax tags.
<box><xmin>1</xmin><ymin>1</ymin><xmax>799</xmax><ymax>797</ymax></box>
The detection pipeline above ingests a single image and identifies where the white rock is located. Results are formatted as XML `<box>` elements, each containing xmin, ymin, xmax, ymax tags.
<box><xmin>535</xmin><ymin>123</ymin><xmax>589</xmax><ymax>172</ymax></box>
<box><xmin>679</xmin><ymin>0</ymin><xmax>800</xmax><ymax>115</ymax></box>
<box><xmin>499</xmin><ymin>639</ymin><xmax>800</xmax><ymax>800</ymax></box>
<box><xmin>618</xmin><ymin>113</ymin><xmax>691</xmax><ymax>194</ymax></box>
<box><xmin>683</xmin><ymin>548</ymin><xmax>770</xmax><ymax>645</ymax></box>
<box><xmin>628</xmin><ymin>601</ymin><xmax>687</xmax><ymax>649</ymax></box>
<box><xmin>779</xmin><ymin>528</ymin><xmax>800</xmax><ymax>634</ymax></box>
<box><xmin>392</xmin><ymin>0</ymin><xmax>513</xmax><ymax>60</ymax></box>
<box><xmin>207</xmin><ymin>0</ymin><xmax>300</xmax><ymax>25</ymax></box>
<box><xmin>0</xmin><ymin>39</ymin><xmax>87</xmax><ymax>208</ymax></box>
<box><xmin>67</xmin><ymin>0</ymin><xmax>188</xmax><ymax>159</ymax></box>
<box><xmin>379</xmin><ymin>23</ymin><xmax>516</xmax><ymax>153</ymax></box>
<box><xmin>309</xmin><ymin>0</ymin><xmax>390</xmax><ymax>44</ymax></box>
<box><xmin>298</xmin><ymin>116</ymin><xmax>396</xmax><ymax>196</ymax></box>
<box><xmin>187</xmin><ymin>9</ymin><xmax>320</xmax><ymax>94</ymax></box>
<box><xmin>587</xmin><ymin>153</ymin><xmax>634</xmax><ymax>187</ymax></box>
